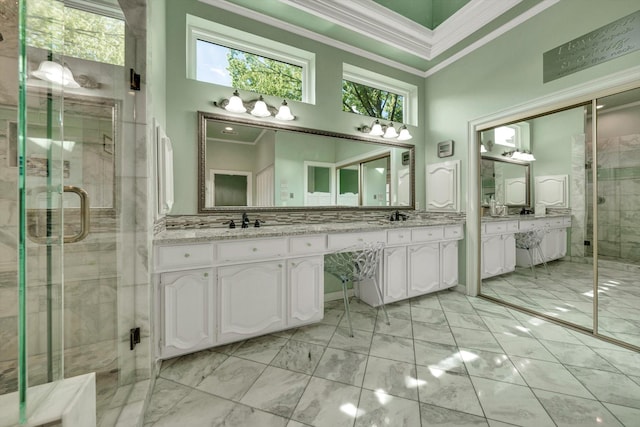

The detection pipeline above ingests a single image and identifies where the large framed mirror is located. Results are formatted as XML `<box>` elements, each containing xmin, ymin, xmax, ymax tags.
<box><xmin>480</xmin><ymin>156</ymin><xmax>530</xmax><ymax>208</ymax></box>
<box><xmin>198</xmin><ymin>111</ymin><xmax>415</xmax><ymax>212</ymax></box>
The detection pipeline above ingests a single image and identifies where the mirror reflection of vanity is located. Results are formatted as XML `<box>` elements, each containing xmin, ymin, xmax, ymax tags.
<box><xmin>480</xmin><ymin>156</ymin><xmax>530</xmax><ymax>208</ymax></box>
<box><xmin>198</xmin><ymin>112</ymin><xmax>415</xmax><ymax>212</ymax></box>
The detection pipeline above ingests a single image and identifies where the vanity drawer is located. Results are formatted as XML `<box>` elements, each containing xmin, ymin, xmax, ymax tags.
<box><xmin>289</xmin><ymin>235</ymin><xmax>326</xmax><ymax>254</ymax></box>
<box><xmin>327</xmin><ymin>231</ymin><xmax>387</xmax><ymax>251</ymax></box>
<box><xmin>155</xmin><ymin>243</ymin><xmax>214</xmax><ymax>272</ymax></box>
<box><xmin>411</xmin><ymin>226</ymin><xmax>444</xmax><ymax>242</ymax></box>
<box><xmin>216</xmin><ymin>238</ymin><xmax>288</xmax><ymax>262</ymax></box>
<box><xmin>444</xmin><ymin>224</ymin><xmax>464</xmax><ymax>240</ymax></box>
<box><xmin>387</xmin><ymin>229</ymin><xmax>411</xmax><ymax>245</ymax></box>
<box><xmin>484</xmin><ymin>221</ymin><xmax>517</xmax><ymax>235</ymax></box>
<box><xmin>547</xmin><ymin>217</ymin><xmax>567</xmax><ymax>228</ymax></box>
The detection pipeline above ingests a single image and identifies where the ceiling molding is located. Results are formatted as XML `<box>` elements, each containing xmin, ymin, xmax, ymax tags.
<box><xmin>198</xmin><ymin>0</ymin><xmax>425</xmax><ymax>76</ymax></box>
<box><xmin>280</xmin><ymin>0</ymin><xmax>433</xmax><ymax>59</ymax></box>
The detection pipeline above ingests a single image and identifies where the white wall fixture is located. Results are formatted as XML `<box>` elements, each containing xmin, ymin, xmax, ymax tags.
<box><xmin>535</xmin><ymin>174</ymin><xmax>568</xmax><ymax>208</ymax></box>
<box><xmin>426</xmin><ymin>160</ymin><xmax>460</xmax><ymax>212</ymax></box>
<box><xmin>157</xmin><ymin>125</ymin><xmax>174</xmax><ymax>215</ymax></box>
<box><xmin>504</xmin><ymin>177</ymin><xmax>526</xmax><ymax>205</ymax></box>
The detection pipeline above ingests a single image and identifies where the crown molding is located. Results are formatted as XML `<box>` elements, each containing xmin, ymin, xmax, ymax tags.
<box><xmin>198</xmin><ymin>0</ymin><xmax>425</xmax><ymax>76</ymax></box>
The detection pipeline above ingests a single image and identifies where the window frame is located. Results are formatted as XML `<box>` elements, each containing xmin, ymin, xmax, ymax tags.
<box><xmin>187</xmin><ymin>14</ymin><xmax>316</xmax><ymax>104</ymax></box>
<box><xmin>343</xmin><ymin>63</ymin><xmax>418</xmax><ymax>126</ymax></box>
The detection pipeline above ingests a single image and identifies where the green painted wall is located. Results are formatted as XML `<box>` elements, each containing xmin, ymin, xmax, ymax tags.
<box><xmin>164</xmin><ymin>0</ymin><xmax>424</xmax><ymax>214</ymax></box>
<box><xmin>424</xmin><ymin>0</ymin><xmax>640</xmax><ymax>284</ymax></box>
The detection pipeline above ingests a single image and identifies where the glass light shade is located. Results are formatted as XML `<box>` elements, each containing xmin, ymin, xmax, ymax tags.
<box><xmin>251</xmin><ymin>96</ymin><xmax>271</xmax><ymax>117</ymax></box>
<box><xmin>383</xmin><ymin>123</ymin><xmax>398</xmax><ymax>138</ymax></box>
<box><xmin>275</xmin><ymin>100</ymin><xmax>294</xmax><ymax>120</ymax></box>
<box><xmin>32</xmin><ymin>61</ymin><xmax>80</xmax><ymax>88</ymax></box>
<box><xmin>368</xmin><ymin>120</ymin><xmax>384</xmax><ymax>136</ymax></box>
<box><xmin>225</xmin><ymin>90</ymin><xmax>246</xmax><ymax>113</ymax></box>
<box><xmin>522</xmin><ymin>151</ymin><xmax>536</xmax><ymax>161</ymax></box>
<box><xmin>397</xmin><ymin>125</ymin><xmax>412</xmax><ymax>141</ymax></box>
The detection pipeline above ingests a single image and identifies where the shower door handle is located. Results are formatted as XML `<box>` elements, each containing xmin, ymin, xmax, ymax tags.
<box><xmin>63</xmin><ymin>185</ymin><xmax>90</xmax><ymax>243</ymax></box>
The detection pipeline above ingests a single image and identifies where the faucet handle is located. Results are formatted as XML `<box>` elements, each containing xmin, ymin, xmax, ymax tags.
<box><xmin>254</xmin><ymin>219</ymin><xmax>264</xmax><ymax>228</ymax></box>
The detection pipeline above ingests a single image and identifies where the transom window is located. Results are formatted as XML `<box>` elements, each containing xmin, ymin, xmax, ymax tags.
<box><xmin>188</xmin><ymin>15</ymin><xmax>315</xmax><ymax>104</ymax></box>
<box><xmin>342</xmin><ymin>64</ymin><xmax>418</xmax><ymax>126</ymax></box>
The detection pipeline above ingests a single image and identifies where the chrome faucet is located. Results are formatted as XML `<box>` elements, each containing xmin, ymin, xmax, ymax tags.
<box><xmin>241</xmin><ymin>212</ymin><xmax>250</xmax><ymax>228</ymax></box>
<box><xmin>390</xmin><ymin>210</ymin><xmax>408</xmax><ymax>221</ymax></box>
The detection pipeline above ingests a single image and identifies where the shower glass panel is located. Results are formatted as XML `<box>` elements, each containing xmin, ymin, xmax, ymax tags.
<box><xmin>595</xmin><ymin>87</ymin><xmax>640</xmax><ymax>349</ymax></box>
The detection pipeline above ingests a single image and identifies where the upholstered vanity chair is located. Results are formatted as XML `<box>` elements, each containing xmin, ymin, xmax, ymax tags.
<box><xmin>325</xmin><ymin>242</ymin><xmax>390</xmax><ymax>337</ymax></box>
<box><xmin>515</xmin><ymin>227</ymin><xmax>551</xmax><ymax>278</ymax></box>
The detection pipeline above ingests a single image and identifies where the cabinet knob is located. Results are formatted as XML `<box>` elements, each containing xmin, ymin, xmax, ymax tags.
<box><xmin>252</xmin><ymin>248</ymin><xmax>258</xmax><ymax>252</ymax></box>
<box><xmin>399</xmin><ymin>234</ymin><xmax>404</xmax><ymax>239</ymax></box>
<box><xmin>204</xmin><ymin>272</ymin><xmax>208</xmax><ymax>277</ymax></box>
<box><xmin>278</xmin><ymin>264</ymin><xmax>282</xmax><ymax>268</ymax></box>
<box><xmin>358</xmin><ymin>238</ymin><xmax>363</xmax><ymax>242</ymax></box>
<box><xmin>306</xmin><ymin>242</ymin><xmax>312</xmax><ymax>247</ymax></box>
<box><xmin>184</xmin><ymin>253</ymin><xmax>190</xmax><ymax>258</ymax></box>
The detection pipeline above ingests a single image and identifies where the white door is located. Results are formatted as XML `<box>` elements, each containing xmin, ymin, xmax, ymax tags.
<box><xmin>408</xmin><ymin>243</ymin><xmax>440</xmax><ymax>296</ymax></box>
<box><xmin>383</xmin><ymin>247</ymin><xmax>408</xmax><ymax>303</ymax></box>
<box><xmin>161</xmin><ymin>268</ymin><xmax>214</xmax><ymax>357</ymax></box>
<box><xmin>218</xmin><ymin>262</ymin><xmax>285</xmax><ymax>343</ymax></box>
<box><xmin>288</xmin><ymin>257</ymin><xmax>324</xmax><ymax>327</ymax></box>
<box><xmin>440</xmin><ymin>241</ymin><xmax>459</xmax><ymax>289</ymax></box>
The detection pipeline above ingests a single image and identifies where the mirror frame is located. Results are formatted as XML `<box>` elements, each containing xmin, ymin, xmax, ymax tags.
<box><xmin>198</xmin><ymin>111</ymin><xmax>415</xmax><ymax>213</ymax></box>
<box><xmin>480</xmin><ymin>155</ymin><xmax>531</xmax><ymax>208</ymax></box>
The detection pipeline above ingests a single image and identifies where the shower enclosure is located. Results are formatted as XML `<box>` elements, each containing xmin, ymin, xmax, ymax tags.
<box><xmin>1</xmin><ymin>0</ymin><xmax>149</xmax><ymax>424</ymax></box>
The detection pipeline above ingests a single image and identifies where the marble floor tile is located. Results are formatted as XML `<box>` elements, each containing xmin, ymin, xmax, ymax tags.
<box><xmin>354</xmin><ymin>389</ymin><xmax>420</xmax><ymax>427</ymax></box>
<box><xmin>290</xmin><ymin>323</ymin><xmax>337</xmax><ymax>346</ymax></box>
<box><xmin>362</xmin><ymin>355</ymin><xmax>418</xmax><ymax>400</ymax></box>
<box><xmin>445</xmin><ymin>312</ymin><xmax>489</xmax><ymax>331</ymax></box>
<box><xmin>493</xmin><ymin>335</ymin><xmax>557</xmax><ymax>362</ymax></box>
<box><xmin>480</xmin><ymin>316</ymin><xmax>533</xmax><ymax>338</ymax></box>
<box><xmin>566</xmin><ymin>366</ymin><xmax>640</xmax><ymax>409</ymax></box>
<box><xmin>510</xmin><ymin>356</ymin><xmax>594</xmax><ymax>399</ymax></box>
<box><xmin>470</xmin><ymin>376</ymin><xmax>555</xmax><ymax>427</ymax></box>
<box><xmin>416</xmin><ymin>366</ymin><xmax>484</xmax><ymax>416</ymax></box>
<box><xmin>321</xmin><ymin>307</ymin><xmax>345</xmax><ymax>326</ymax></box>
<box><xmin>411</xmin><ymin>306</ymin><xmax>447</xmax><ymax>325</ymax></box>
<box><xmin>143</xmin><ymin>378</ymin><xmax>192</xmax><ymax>424</ymax></box>
<box><xmin>413</xmin><ymin>339</ymin><xmax>466</xmax><ymax>374</ymax></box>
<box><xmin>313</xmin><ymin>347</ymin><xmax>367</xmax><ymax>387</ymax></box>
<box><xmin>240</xmin><ymin>366</ymin><xmax>310</xmax><ymax>418</ymax></box>
<box><xmin>196</xmin><ymin>356</ymin><xmax>266</xmax><ymax>401</ymax></box>
<box><xmin>412</xmin><ymin>321</ymin><xmax>456</xmax><ymax>346</ymax></box>
<box><xmin>590</xmin><ymin>346</ymin><xmax>640</xmax><ymax>377</ymax></box>
<box><xmin>232</xmin><ymin>335</ymin><xmax>289</xmax><ymax>364</ymax></box>
<box><xmin>603</xmin><ymin>402</ymin><xmax>640</xmax><ymax>427</ymax></box>
<box><xmin>419</xmin><ymin>402</ymin><xmax>489</xmax><ymax>426</ymax></box>
<box><xmin>410</xmin><ymin>294</ymin><xmax>442</xmax><ymax>310</ymax></box>
<box><xmin>374</xmin><ymin>315</ymin><xmax>413</xmax><ymax>338</ymax></box>
<box><xmin>459</xmin><ymin>348</ymin><xmax>526</xmax><ymax>386</ymax></box>
<box><xmin>291</xmin><ymin>377</ymin><xmax>362</xmax><ymax>427</ymax></box>
<box><xmin>328</xmin><ymin>327</ymin><xmax>373</xmax><ymax>354</ymax></box>
<box><xmin>158</xmin><ymin>350</ymin><xmax>228</xmax><ymax>388</ymax></box>
<box><xmin>369</xmin><ymin>333</ymin><xmax>415</xmax><ymax>364</ymax></box>
<box><xmin>221</xmin><ymin>403</ymin><xmax>289</xmax><ymax>427</ymax></box>
<box><xmin>450</xmin><ymin>327</ymin><xmax>503</xmax><ymax>353</ymax></box>
<box><xmin>533</xmin><ymin>389</ymin><xmax>622</xmax><ymax>427</ymax></box>
<box><xmin>270</xmin><ymin>340</ymin><xmax>326</xmax><ymax>375</ymax></box>
<box><xmin>539</xmin><ymin>339</ymin><xmax>619</xmax><ymax>372</ymax></box>
<box><xmin>147</xmin><ymin>389</ymin><xmax>235</xmax><ymax>427</ymax></box>
<box><xmin>337</xmin><ymin>310</ymin><xmax>377</xmax><ymax>332</ymax></box>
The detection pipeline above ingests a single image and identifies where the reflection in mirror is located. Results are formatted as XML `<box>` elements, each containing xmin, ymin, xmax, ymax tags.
<box><xmin>481</xmin><ymin>157</ymin><xmax>530</xmax><ymax>207</ymax></box>
<box><xmin>198</xmin><ymin>112</ymin><xmax>414</xmax><ymax>211</ymax></box>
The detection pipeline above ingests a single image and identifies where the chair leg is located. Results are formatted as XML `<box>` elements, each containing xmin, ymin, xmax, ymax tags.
<box><xmin>535</xmin><ymin>243</ymin><xmax>550</xmax><ymax>275</ymax></box>
<box><xmin>341</xmin><ymin>278</ymin><xmax>354</xmax><ymax>337</ymax></box>
<box><xmin>527</xmin><ymin>248</ymin><xmax>537</xmax><ymax>279</ymax></box>
<box><xmin>372</xmin><ymin>277</ymin><xmax>390</xmax><ymax>326</ymax></box>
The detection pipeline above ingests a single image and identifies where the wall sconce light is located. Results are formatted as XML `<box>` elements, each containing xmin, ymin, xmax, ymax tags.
<box><xmin>32</xmin><ymin>61</ymin><xmax>80</xmax><ymax>88</ymax></box>
<box><xmin>214</xmin><ymin>90</ymin><xmax>295</xmax><ymax>120</ymax></box>
<box><xmin>502</xmin><ymin>149</ymin><xmax>536</xmax><ymax>161</ymax></box>
<box><xmin>359</xmin><ymin>120</ymin><xmax>412</xmax><ymax>141</ymax></box>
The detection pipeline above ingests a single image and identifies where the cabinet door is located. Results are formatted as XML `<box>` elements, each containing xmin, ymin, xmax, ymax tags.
<box><xmin>383</xmin><ymin>246</ymin><xmax>408</xmax><ymax>303</ymax></box>
<box><xmin>503</xmin><ymin>234</ymin><xmax>516</xmax><ymax>273</ymax></box>
<box><xmin>408</xmin><ymin>243</ymin><xmax>440</xmax><ymax>296</ymax></box>
<box><xmin>481</xmin><ymin>235</ymin><xmax>505</xmax><ymax>278</ymax></box>
<box><xmin>161</xmin><ymin>268</ymin><xmax>214</xmax><ymax>357</ymax></box>
<box><xmin>218</xmin><ymin>261</ymin><xmax>285</xmax><ymax>343</ymax></box>
<box><xmin>288</xmin><ymin>257</ymin><xmax>324</xmax><ymax>327</ymax></box>
<box><xmin>426</xmin><ymin>160</ymin><xmax>459</xmax><ymax>212</ymax></box>
<box><xmin>440</xmin><ymin>240</ymin><xmax>459</xmax><ymax>289</ymax></box>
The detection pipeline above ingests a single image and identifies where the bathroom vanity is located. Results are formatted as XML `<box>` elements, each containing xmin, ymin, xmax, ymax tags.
<box><xmin>153</xmin><ymin>220</ymin><xmax>464</xmax><ymax>359</ymax></box>
<box><xmin>481</xmin><ymin>214</ymin><xmax>571</xmax><ymax>279</ymax></box>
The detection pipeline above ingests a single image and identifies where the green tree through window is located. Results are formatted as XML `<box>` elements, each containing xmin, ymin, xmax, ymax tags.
<box><xmin>226</xmin><ymin>49</ymin><xmax>303</xmax><ymax>101</ymax></box>
<box><xmin>343</xmin><ymin>80</ymin><xmax>404</xmax><ymax>122</ymax></box>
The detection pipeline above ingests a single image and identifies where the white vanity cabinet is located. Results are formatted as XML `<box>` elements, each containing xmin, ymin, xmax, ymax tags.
<box><xmin>287</xmin><ymin>256</ymin><xmax>324</xmax><ymax>327</ymax></box>
<box><xmin>481</xmin><ymin>221</ymin><xmax>518</xmax><ymax>279</ymax></box>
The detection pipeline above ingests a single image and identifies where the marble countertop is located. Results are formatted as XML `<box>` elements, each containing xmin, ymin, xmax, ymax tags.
<box><xmin>481</xmin><ymin>213</ymin><xmax>570</xmax><ymax>222</ymax></box>
<box><xmin>154</xmin><ymin>218</ymin><xmax>465</xmax><ymax>244</ymax></box>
